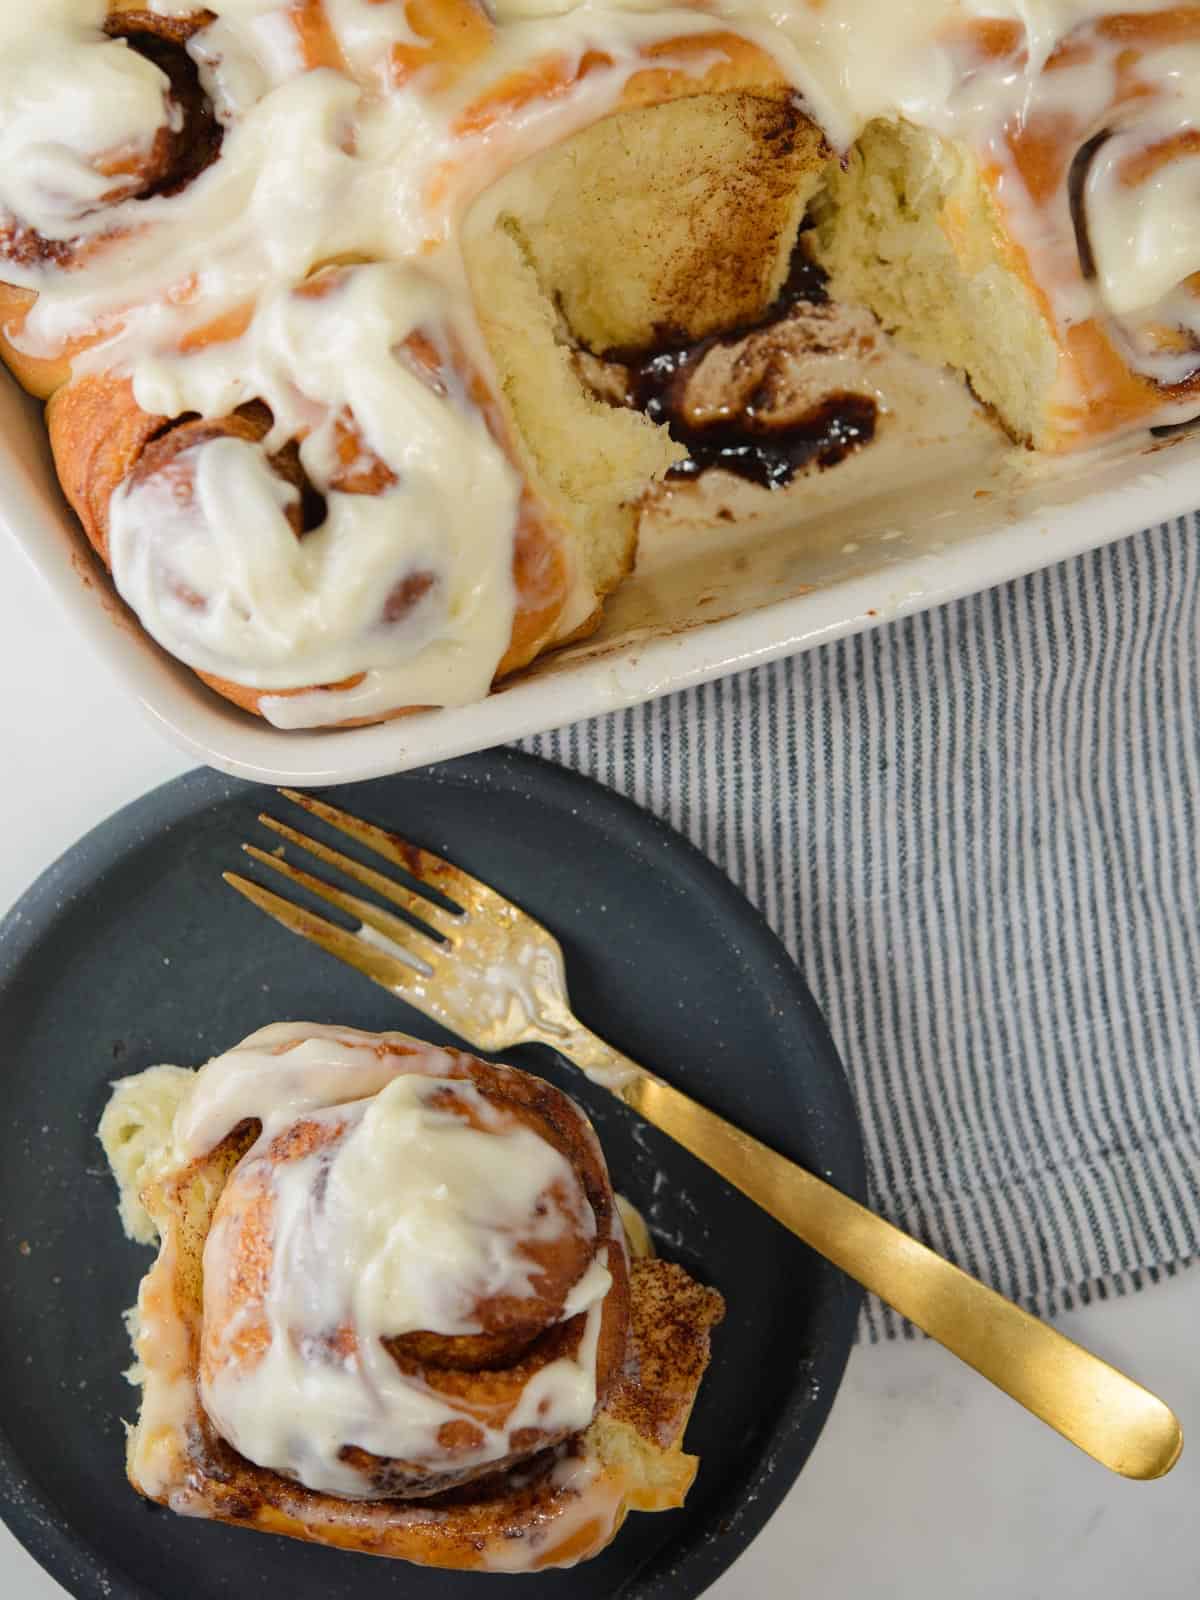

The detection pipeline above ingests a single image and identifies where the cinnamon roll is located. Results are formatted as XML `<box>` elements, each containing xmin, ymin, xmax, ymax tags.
<box><xmin>99</xmin><ymin>1023</ymin><xmax>725</xmax><ymax>1571</ymax></box>
<box><xmin>810</xmin><ymin>7</ymin><xmax>1200</xmax><ymax>449</ymax></box>
<box><xmin>3</xmin><ymin>5</ymin><xmax>1199</xmax><ymax>725</ymax></box>
<box><xmin>47</xmin><ymin>263</ymin><xmax>580</xmax><ymax>722</ymax></box>
<box><xmin>0</xmin><ymin>5</ymin><xmax>222</xmax><ymax>397</ymax></box>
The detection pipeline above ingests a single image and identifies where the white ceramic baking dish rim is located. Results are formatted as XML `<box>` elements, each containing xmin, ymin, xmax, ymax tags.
<box><xmin>3</xmin><ymin>387</ymin><xmax>1199</xmax><ymax>787</ymax></box>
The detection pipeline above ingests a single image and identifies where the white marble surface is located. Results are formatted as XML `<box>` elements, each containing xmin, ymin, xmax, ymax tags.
<box><xmin>1</xmin><ymin>547</ymin><xmax>1194</xmax><ymax>1599</ymax></box>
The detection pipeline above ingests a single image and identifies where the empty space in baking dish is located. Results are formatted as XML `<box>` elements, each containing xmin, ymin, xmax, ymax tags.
<box><xmin>3</xmin><ymin>361</ymin><xmax>1200</xmax><ymax>786</ymax></box>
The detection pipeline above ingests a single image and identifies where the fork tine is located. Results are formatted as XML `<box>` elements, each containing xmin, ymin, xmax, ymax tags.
<box><xmin>278</xmin><ymin>789</ymin><xmax>495</xmax><ymax>912</ymax></box>
<box><xmin>223</xmin><ymin>873</ymin><xmax>434</xmax><ymax>998</ymax></box>
<box><xmin>256</xmin><ymin>815</ymin><xmax>460</xmax><ymax>936</ymax></box>
<box><xmin>241</xmin><ymin>846</ymin><xmax>436</xmax><ymax>970</ymax></box>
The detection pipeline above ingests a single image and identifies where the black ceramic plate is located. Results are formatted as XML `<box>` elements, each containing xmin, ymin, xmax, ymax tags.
<box><xmin>0</xmin><ymin>750</ymin><xmax>864</xmax><ymax>1600</ymax></box>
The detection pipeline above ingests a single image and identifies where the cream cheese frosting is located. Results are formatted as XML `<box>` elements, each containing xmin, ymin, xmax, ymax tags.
<box><xmin>108</xmin><ymin>263</ymin><xmax>520</xmax><ymax>712</ymax></box>
<box><xmin>108</xmin><ymin>1023</ymin><xmax>622</xmax><ymax>1501</ymax></box>
<box><xmin>200</xmin><ymin>1069</ymin><xmax>610</xmax><ymax>1495</ymax></box>
<box><xmin>0</xmin><ymin>4</ymin><xmax>176</xmax><ymax>240</ymax></box>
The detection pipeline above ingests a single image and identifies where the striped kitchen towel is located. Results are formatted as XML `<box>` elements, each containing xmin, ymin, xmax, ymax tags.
<box><xmin>521</xmin><ymin>514</ymin><xmax>1200</xmax><ymax>1340</ymax></box>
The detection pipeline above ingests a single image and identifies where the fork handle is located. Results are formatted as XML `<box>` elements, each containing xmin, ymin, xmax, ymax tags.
<box><xmin>540</xmin><ymin>1020</ymin><xmax>651</xmax><ymax>1094</ymax></box>
<box><xmin>542</xmin><ymin>1025</ymin><xmax>1182</xmax><ymax>1481</ymax></box>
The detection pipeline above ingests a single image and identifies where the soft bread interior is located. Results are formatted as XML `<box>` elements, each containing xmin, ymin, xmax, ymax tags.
<box><xmin>462</xmin><ymin>91</ymin><xmax>830</xmax><ymax>629</ymax></box>
<box><xmin>586</xmin><ymin>1257</ymin><xmax>722</xmax><ymax>1514</ymax></box>
<box><xmin>99</xmin><ymin>1064</ymin><xmax>196</xmax><ymax>1246</ymax></box>
<box><xmin>464</xmin><ymin>99</ymin><xmax>1066</xmax><ymax>646</ymax></box>
<box><xmin>462</xmin><ymin>220</ymin><xmax>681</xmax><ymax>631</ymax></box>
<box><xmin>479</xmin><ymin>92</ymin><xmax>828</xmax><ymax>355</ymax></box>
<box><xmin>809</xmin><ymin>117</ymin><xmax>1059</xmax><ymax>446</ymax></box>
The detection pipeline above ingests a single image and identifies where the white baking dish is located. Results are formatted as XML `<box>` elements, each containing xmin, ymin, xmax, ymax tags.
<box><xmin>3</xmin><ymin>364</ymin><xmax>1199</xmax><ymax>787</ymax></box>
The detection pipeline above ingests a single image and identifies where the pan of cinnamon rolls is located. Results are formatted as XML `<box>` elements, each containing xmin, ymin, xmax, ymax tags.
<box><xmin>1</xmin><ymin>3</ymin><xmax>1198</xmax><ymax>744</ymax></box>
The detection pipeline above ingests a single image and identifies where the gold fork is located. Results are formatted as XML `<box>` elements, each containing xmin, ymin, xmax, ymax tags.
<box><xmin>224</xmin><ymin>788</ymin><xmax>1183</xmax><ymax>1482</ymax></box>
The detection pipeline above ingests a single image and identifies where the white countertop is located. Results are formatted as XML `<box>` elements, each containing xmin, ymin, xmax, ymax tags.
<box><xmin>2</xmin><ymin>546</ymin><xmax>1195</xmax><ymax>1600</ymax></box>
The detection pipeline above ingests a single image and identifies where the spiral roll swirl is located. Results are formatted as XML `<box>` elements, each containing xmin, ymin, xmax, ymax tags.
<box><xmin>193</xmin><ymin>1033</ymin><xmax>629</xmax><ymax>1499</ymax></box>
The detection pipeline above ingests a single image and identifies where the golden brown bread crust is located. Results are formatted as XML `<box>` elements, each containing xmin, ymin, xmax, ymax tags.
<box><xmin>126</xmin><ymin>1031</ymin><xmax>724</xmax><ymax>1570</ymax></box>
<box><xmin>142</xmin><ymin>1258</ymin><xmax>721</xmax><ymax>1570</ymax></box>
<box><xmin>47</xmin><ymin>373</ymin><xmax>164</xmax><ymax>561</ymax></box>
<box><xmin>0</xmin><ymin>284</ymin><xmax>73</xmax><ymax>400</ymax></box>
<box><xmin>448</xmin><ymin>30</ymin><xmax>792</xmax><ymax>144</ymax></box>
<box><xmin>44</xmin><ymin>319</ymin><xmax>577</xmax><ymax>724</ymax></box>
<box><xmin>595</xmin><ymin>1259</ymin><xmax>724</xmax><ymax>1513</ymax></box>
<box><xmin>1005</xmin><ymin>7</ymin><xmax>1200</xmax><ymax>446</ymax></box>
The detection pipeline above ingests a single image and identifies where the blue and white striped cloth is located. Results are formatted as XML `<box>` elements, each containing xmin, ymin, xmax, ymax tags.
<box><xmin>522</xmin><ymin>516</ymin><xmax>1200</xmax><ymax>1339</ymax></box>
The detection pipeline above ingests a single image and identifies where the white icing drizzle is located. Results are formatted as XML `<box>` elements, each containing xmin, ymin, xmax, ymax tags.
<box><xmin>164</xmin><ymin>1023</ymin><xmax>618</xmax><ymax>1499</ymax></box>
<box><xmin>489</xmin><ymin>1</ymin><xmax>1171</xmax><ymax>142</ymax></box>
<box><xmin>108</xmin><ymin>263</ymin><xmax>519</xmax><ymax>707</ymax></box>
<box><xmin>479</xmin><ymin>0</ymin><xmax>1200</xmax><ymax>382</ymax></box>
<box><xmin>1085</xmin><ymin>44</ymin><xmax>1200</xmax><ymax>322</ymax></box>
<box><xmin>170</xmin><ymin>1021</ymin><xmax>446</xmax><ymax>1157</ymax></box>
<box><xmin>4</xmin><ymin>2</ymin><xmax>1200</xmax><ymax>717</ymax></box>
<box><xmin>479</xmin><ymin>1448</ymin><xmax>622</xmax><ymax>1573</ymax></box>
<box><xmin>0</xmin><ymin>2</ymin><xmax>174</xmax><ymax>239</ymax></box>
<box><xmin>175</xmin><ymin>3</ymin><xmax>310</xmax><ymax>122</ymax></box>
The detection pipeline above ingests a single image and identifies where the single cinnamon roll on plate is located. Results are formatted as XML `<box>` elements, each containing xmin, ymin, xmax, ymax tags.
<box><xmin>99</xmin><ymin>1022</ymin><xmax>724</xmax><ymax>1572</ymax></box>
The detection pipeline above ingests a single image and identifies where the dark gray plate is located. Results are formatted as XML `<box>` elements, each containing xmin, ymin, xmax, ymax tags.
<box><xmin>0</xmin><ymin>750</ymin><xmax>864</xmax><ymax>1600</ymax></box>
